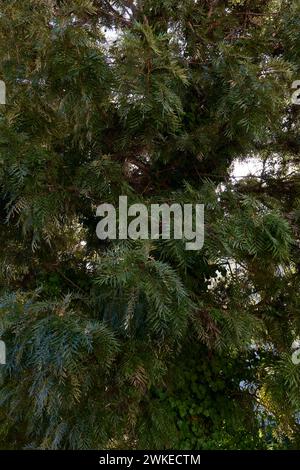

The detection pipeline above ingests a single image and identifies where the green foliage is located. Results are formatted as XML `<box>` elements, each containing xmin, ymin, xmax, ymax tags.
<box><xmin>0</xmin><ymin>0</ymin><xmax>300</xmax><ymax>450</ymax></box>
<box><xmin>154</xmin><ymin>345</ymin><xmax>266</xmax><ymax>450</ymax></box>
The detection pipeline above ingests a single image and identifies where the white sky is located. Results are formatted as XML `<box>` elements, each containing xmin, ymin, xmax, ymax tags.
<box><xmin>231</xmin><ymin>158</ymin><xmax>263</xmax><ymax>179</ymax></box>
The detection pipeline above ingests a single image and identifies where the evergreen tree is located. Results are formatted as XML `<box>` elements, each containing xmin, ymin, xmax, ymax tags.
<box><xmin>0</xmin><ymin>0</ymin><xmax>300</xmax><ymax>449</ymax></box>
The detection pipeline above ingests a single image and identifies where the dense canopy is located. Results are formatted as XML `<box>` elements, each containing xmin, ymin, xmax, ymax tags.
<box><xmin>0</xmin><ymin>0</ymin><xmax>300</xmax><ymax>449</ymax></box>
